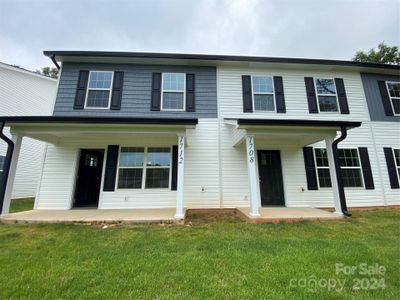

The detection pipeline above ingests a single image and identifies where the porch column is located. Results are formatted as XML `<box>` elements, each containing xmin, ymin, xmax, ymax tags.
<box><xmin>175</xmin><ymin>134</ymin><xmax>185</xmax><ymax>219</ymax></box>
<box><xmin>1</xmin><ymin>134</ymin><xmax>22</xmax><ymax>215</ymax></box>
<box><xmin>245</xmin><ymin>135</ymin><xmax>260</xmax><ymax>217</ymax></box>
<box><xmin>325</xmin><ymin>137</ymin><xmax>343</xmax><ymax>215</ymax></box>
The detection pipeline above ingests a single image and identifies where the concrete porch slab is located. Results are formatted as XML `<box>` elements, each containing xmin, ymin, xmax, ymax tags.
<box><xmin>237</xmin><ymin>207</ymin><xmax>344</xmax><ymax>223</ymax></box>
<box><xmin>0</xmin><ymin>208</ymin><xmax>180</xmax><ymax>224</ymax></box>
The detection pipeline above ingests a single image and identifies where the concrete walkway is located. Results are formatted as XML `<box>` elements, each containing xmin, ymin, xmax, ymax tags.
<box><xmin>0</xmin><ymin>208</ymin><xmax>179</xmax><ymax>224</ymax></box>
<box><xmin>237</xmin><ymin>207</ymin><xmax>343</xmax><ymax>223</ymax></box>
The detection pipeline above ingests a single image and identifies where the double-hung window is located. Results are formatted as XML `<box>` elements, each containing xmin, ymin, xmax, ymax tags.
<box><xmin>0</xmin><ymin>155</ymin><xmax>4</xmax><ymax>173</ymax></box>
<box><xmin>252</xmin><ymin>76</ymin><xmax>275</xmax><ymax>111</ymax></box>
<box><xmin>386</xmin><ymin>82</ymin><xmax>400</xmax><ymax>115</ymax></box>
<box><xmin>85</xmin><ymin>71</ymin><xmax>114</xmax><ymax>109</ymax></box>
<box><xmin>162</xmin><ymin>73</ymin><xmax>185</xmax><ymax>110</ymax></box>
<box><xmin>315</xmin><ymin>78</ymin><xmax>339</xmax><ymax>112</ymax></box>
<box><xmin>117</xmin><ymin>147</ymin><xmax>171</xmax><ymax>189</ymax></box>
<box><xmin>314</xmin><ymin>148</ymin><xmax>364</xmax><ymax>188</ymax></box>
<box><xmin>394</xmin><ymin>149</ymin><xmax>400</xmax><ymax>180</ymax></box>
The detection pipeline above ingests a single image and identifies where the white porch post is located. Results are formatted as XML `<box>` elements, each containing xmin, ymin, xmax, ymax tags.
<box><xmin>175</xmin><ymin>134</ymin><xmax>185</xmax><ymax>219</ymax></box>
<box><xmin>1</xmin><ymin>134</ymin><xmax>22</xmax><ymax>215</ymax></box>
<box><xmin>245</xmin><ymin>135</ymin><xmax>260</xmax><ymax>217</ymax></box>
<box><xmin>325</xmin><ymin>137</ymin><xmax>343</xmax><ymax>215</ymax></box>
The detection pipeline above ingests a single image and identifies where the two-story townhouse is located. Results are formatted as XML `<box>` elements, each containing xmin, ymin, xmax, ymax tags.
<box><xmin>0</xmin><ymin>62</ymin><xmax>57</xmax><ymax>199</ymax></box>
<box><xmin>0</xmin><ymin>51</ymin><xmax>398</xmax><ymax>220</ymax></box>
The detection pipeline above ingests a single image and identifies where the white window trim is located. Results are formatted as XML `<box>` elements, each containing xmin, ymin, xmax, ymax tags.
<box><xmin>314</xmin><ymin>77</ymin><xmax>340</xmax><ymax>114</ymax></box>
<box><xmin>0</xmin><ymin>155</ymin><xmax>5</xmax><ymax>172</ymax></box>
<box><xmin>251</xmin><ymin>75</ymin><xmax>276</xmax><ymax>112</ymax></box>
<box><xmin>115</xmin><ymin>146</ymin><xmax>172</xmax><ymax>190</ymax></box>
<box><xmin>314</xmin><ymin>147</ymin><xmax>365</xmax><ymax>189</ymax></box>
<box><xmin>393</xmin><ymin>148</ymin><xmax>400</xmax><ymax>184</ymax></box>
<box><xmin>161</xmin><ymin>73</ymin><xmax>186</xmax><ymax>111</ymax></box>
<box><xmin>385</xmin><ymin>81</ymin><xmax>400</xmax><ymax>116</ymax></box>
<box><xmin>313</xmin><ymin>148</ymin><xmax>331</xmax><ymax>189</ymax></box>
<box><xmin>84</xmin><ymin>70</ymin><xmax>114</xmax><ymax>110</ymax></box>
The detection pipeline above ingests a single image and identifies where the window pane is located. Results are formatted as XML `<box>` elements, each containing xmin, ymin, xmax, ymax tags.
<box><xmin>118</xmin><ymin>169</ymin><xmax>143</xmax><ymax>189</ymax></box>
<box><xmin>315</xmin><ymin>149</ymin><xmax>329</xmax><ymax>167</ymax></box>
<box><xmin>119</xmin><ymin>147</ymin><xmax>144</xmax><ymax>167</ymax></box>
<box><xmin>394</xmin><ymin>149</ymin><xmax>400</xmax><ymax>166</ymax></box>
<box><xmin>341</xmin><ymin>168</ymin><xmax>363</xmax><ymax>187</ymax></box>
<box><xmin>392</xmin><ymin>98</ymin><xmax>400</xmax><ymax>115</ymax></box>
<box><xmin>252</xmin><ymin>76</ymin><xmax>273</xmax><ymax>93</ymax></box>
<box><xmin>254</xmin><ymin>94</ymin><xmax>274</xmax><ymax>111</ymax></box>
<box><xmin>88</xmin><ymin>71</ymin><xmax>112</xmax><ymax>89</ymax></box>
<box><xmin>387</xmin><ymin>82</ymin><xmax>400</xmax><ymax>98</ymax></box>
<box><xmin>86</xmin><ymin>90</ymin><xmax>110</xmax><ymax>108</ymax></box>
<box><xmin>147</xmin><ymin>148</ymin><xmax>170</xmax><ymax>166</ymax></box>
<box><xmin>317</xmin><ymin>168</ymin><xmax>332</xmax><ymax>187</ymax></box>
<box><xmin>162</xmin><ymin>92</ymin><xmax>184</xmax><ymax>109</ymax></box>
<box><xmin>316</xmin><ymin>79</ymin><xmax>336</xmax><ymax>95</ymax></box>
<box><xmin>162</xmin><ymin>73</ymin><xmax>184</xmax><ymax>91</ymax></box>
<box><xmin>145</xmin><ymin>168</ymin><xmax>170</xmax><ymax>188</ymax></box>
<box><xmin>338</xmin><ymin>149</ymin><xmax>360</xmax><ymax>167</ymax></box>
<box><xmin>318</xmin><ymin>95</ymin><xmax>338</xmax><ymax>112</ymax></box>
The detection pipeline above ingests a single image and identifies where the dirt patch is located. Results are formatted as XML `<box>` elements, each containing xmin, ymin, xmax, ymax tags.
<box><xmin>185</xmin><ymin>208</ymin><xmax>244</xmax><ymax>225</ymax></box>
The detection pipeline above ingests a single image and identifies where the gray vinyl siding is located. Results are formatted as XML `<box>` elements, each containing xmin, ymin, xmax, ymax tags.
<box><xmin>53</xmin><ymin>63</ymin><xmax>217</xmax><ymax>118</ymax></box>
<box><xmin>361</xmin><ymin>72</ymin><xmax>400</xmax><ymax>122</ymax></box>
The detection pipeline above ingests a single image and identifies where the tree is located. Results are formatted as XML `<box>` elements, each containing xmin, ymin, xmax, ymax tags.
<box><xmin>36</xmin><ymin>66</ymin><xmax>59</xmax><ymax>79</ymax></box>
<box><xmin>353</xmin><ymin>42</ymin><xmax>400</xmax><ymax>65</ymax></box>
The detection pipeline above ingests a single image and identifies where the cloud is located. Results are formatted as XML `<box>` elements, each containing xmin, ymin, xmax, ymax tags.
<box><xmin>0</xmin><ymin>0</ymin><xmax>399</xmax><ymax>70</ymax></box>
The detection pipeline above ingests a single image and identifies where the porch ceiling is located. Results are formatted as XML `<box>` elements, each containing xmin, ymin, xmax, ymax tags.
<box><xmin>226</xmin><ymin>118</ymin><xmax>362</xmax><ymax>147</ymax></box>
<box><xmin>0</xmin><ymin>116</ymin><xmax>197</xmax><ymax>144</ymax></box>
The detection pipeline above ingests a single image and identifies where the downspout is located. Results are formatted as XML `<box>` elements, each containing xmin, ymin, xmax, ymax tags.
<box><xmin>0</xmin><ymin>122</ymin><xmax>14</xmax><ymax>213</ymax></box>
<box><xmin>51</xmin><ymin>54</ymin><xmax>60</xmax><ymax>70</ymax></box>
<box><xmin>332</xmin><ymin>125</ymin><xmax>351</xmax><ymax>216</ymax></box>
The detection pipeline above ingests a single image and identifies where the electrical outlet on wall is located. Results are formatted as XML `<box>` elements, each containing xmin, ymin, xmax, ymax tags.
<box><xmin>124</xmin><ymin>196</ymin><xmax>129</xmax><ymax>202</ymax></box>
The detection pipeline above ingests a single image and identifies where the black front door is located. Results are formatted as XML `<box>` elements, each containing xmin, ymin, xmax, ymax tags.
<box><xmin>257</xmin><ymin>150</ymin><xmax>285</xmax><ymax>206</ymax></box>
<box><xmin>74</xmin><ymin>149</ymin><xmax>104</xmax><ymax>208</ymax></box>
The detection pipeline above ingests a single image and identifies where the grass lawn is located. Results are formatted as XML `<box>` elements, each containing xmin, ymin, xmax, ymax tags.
<box><xmin>0</xmin><ymin>208</ymin><xmax>399</xmax><ymax>299</ymax></box>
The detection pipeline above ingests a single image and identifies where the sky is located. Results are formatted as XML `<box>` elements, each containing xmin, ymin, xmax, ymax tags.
<box><xmin>0</xmin><ymin>0</ymin><xmax>399</xmax><ymax>71</ymax></box>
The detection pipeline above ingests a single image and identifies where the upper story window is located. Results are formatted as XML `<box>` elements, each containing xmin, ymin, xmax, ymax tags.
<box><xmin>315</xmin><ymin>78</ymin><xmax>339</xmax><ymax>112</ymax></box>
<box><xmin>386</xmin><ymin>82</ymin><xmax>400</xmax><ymax>115</ymax></box>
<box><xmin>0</xmin><ymin>155</ymin><xmax>4</xmax><ymax>172</ymax></box>
<box><xmin>85</xmin><ymin>71</ymin><xmax>114</xmax><ymax>109</ymax></box>
<box><xmin>252</xmin><ymin>76</ymin><xmax>275</xmax><ymax>111</ymax></box>
<box><xmin>314</xmin><ymin>148</ymin><xmax>363</xmax><ymax>188</ymax></box>
<box><xmin>161</xmin><ymin>73</ymin><xmax>185</xmax><ymax>110</ymax></box>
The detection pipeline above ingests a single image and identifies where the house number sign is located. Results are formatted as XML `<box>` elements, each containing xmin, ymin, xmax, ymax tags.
<box><xmin>178</xmin><ymin>136</ymin><xmax>184</xmax><ymax>164</ymax></box>
<box><xmin>248</xmin><ymin>136</ymin><xmax>254</xmax><ymax>163</ymax></box>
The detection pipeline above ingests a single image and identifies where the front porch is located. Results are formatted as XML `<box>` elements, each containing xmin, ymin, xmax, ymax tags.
<box><xmin>0</xmin><ymin>208</ymin><xmax>180</xmax><ymax>224</ymax></box>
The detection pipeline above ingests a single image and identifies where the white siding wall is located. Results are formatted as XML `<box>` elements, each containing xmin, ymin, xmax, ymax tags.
<box><xmin>217</xmin><ymin>65</ymin><xmax>397</xmax><ymax>209</ymax></box>
<box><xmin>36</xmin><ymin>119</ymin><xmax>220</xmax><ymax>209</ymax></box>
<box><xmin>0</xmin><ymin>64</ymin><xmax>57</xmax><ymax>198</ymax></box>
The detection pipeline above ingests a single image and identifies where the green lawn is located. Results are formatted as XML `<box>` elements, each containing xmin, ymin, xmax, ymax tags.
<box><xmin>0</xmin><ymin>208</ymin><xmax>399</xmax><ymax>299</ymax></box>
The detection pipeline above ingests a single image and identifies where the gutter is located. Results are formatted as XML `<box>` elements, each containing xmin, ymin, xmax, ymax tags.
<box><xmin>332</xmin><ymin>125</ymin><xmax>351</xmax><ymax>216</ymax></box>
<box><xmin>0</xmin><ymin>122</ymin><xmax>15</xmax><ymax>214</ymax></box>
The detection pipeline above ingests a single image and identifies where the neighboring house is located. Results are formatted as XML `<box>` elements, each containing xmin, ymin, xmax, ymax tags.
<box><xmin>0</xmin><ymin>51</ymin><xmax>398</xmax><ymax>218</ymax></box>
<box><xmin>0</xmin><ymin>62</ymin><xmax>57</xmax><ymax>199</ymax></box>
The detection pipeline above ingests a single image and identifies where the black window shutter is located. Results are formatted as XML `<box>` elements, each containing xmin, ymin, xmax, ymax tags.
<box><xmin>171</xmin><ymin>145</ymin><xmax>178</xmax><ymax>190</ymax></box>
<box><xmin>304</xmin><ymin>77</ymin><xmax>318</xmax><ymax>113</ymax></box>
<box><xmin>358</xmin><ymin>147</ymin><xmax>374</xmax><ymax>189</ymax></box>
<box><xmin>151</xmin><ymin>72</ymin><xmax>162</xmax><ymax>111</ymax></box>
<box><xmin>383</xmin><ymin>147</ymin><xmax>399</xmax><ymax>188</ymax></box>
<box><xmin>303</xmin><ymin>147</ymin><xmax>318</xmax><ymax>190</ymax></box>
<box><xmin>186</xmin><ymin>73</ymin><xmax>195</xmax><ymax>112</ymax></box>
<box><xmin>273</xmin><ymin>76</ymin><xmax>286</xmax><ymax>113</ymax></box>
<box><xmin>242</xmin><ymin>75</ymin><xmax>253</xmax><ymax>112</ymax></box>
<box><xmin>110</xmin><ymin>71</ymin><xmax>124</xmax><ymax>110</ymax></box>
<box><xmin>103</xmin><ymin>145</ymin><xmax>119</xmax><ymax>192</ymax></box>
<box><xmin>74</xmin><ymin>70</ymin><xmax>89</xmax><ymax>109</ymax></box>
<box><xmin>378</xmin><ymin>81</ymin><xmax>394</xmax><ymax>116</ymax></box>
<box><xmin>335</xmin><ymin>78</ymin><xmax>350</xmax><ymax>114</ymax></box>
